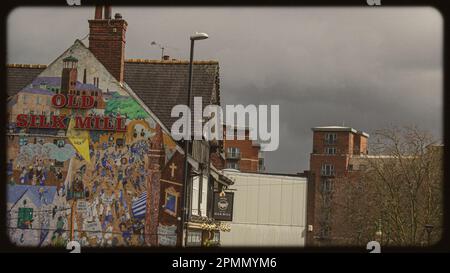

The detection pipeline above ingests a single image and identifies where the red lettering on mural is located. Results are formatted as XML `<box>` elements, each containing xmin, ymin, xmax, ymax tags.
<box><xmin>17</xmin><ymin>94</ymin><xmax>129</xmax><ymax>132</ymax></box>
<box><xmin>102</xmin><ymin>116</ymin><xmax>115</xmax><ymax>131</ymax></box>
<box><xmin>15</xmin><ymin>114</ymin><xmax>66</xmax><ymax>129</ymax></box>
<box><xmin>51</xmin><ymin>94</ymin><xmax>66</xmax><ymax>108</ymax></box>
<box><xmin>16</xmin><ymin>114</ymin><xmax>28</xmax><ymax>127</ymax></box>
<box><xmin>81</xmin><ymin>96</ymin><xmax>95</xmax><ymax>108</ymax></box>
<box><xmin>51</xmin><ymin>115</ymin><xmax>67</xmax><ymax>129</ymax></box>
<box><xmin>51</xmin><ymin>94</ymin><xmax>96</xmax><ymax>109</ymax></box>
<box><xmin>74</xmin><ymin>116</ymin><xmax>92</xmax><ymax>129</ymax></box>
<box><xmin>29</xmin><ymin>114</ymin><xmax>38</xmax><ymax>127</ymax></box>
<box><xmin>66</xmin><ymin>94</ymin><xmax>81</xmax><ymax>108</ymax></box>
<box><xmin>116</xmin><ymin>116</ymin><xmax>127</xmax><ymax>132</ymax></box>
<box><xmin>94</xmin><ymin>116</ymin><xmax>102</xmax><ymax>129</ymax></box>
<box><xmin>38</xmin><ymin>115</ymin><xmax>52</xmax><ymax>128</ymax></box>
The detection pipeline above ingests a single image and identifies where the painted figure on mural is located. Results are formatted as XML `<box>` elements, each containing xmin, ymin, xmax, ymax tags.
<box><xmin>27</xmin><ymin>166</ymin><xmax>34</xmax><ymax>183</ymax></box>
<box><xmin>52</xmin><ymin>205</ymin><xmax>57</xmax><ymax>219</ymax></box>
<box><xmin>74</xmin><ymin>176</ymin><xmax>83</xmax><ymax>192</ymax></box>
<box><xmin>59</xmin><ymin>182</ymin><xmax>65</xmax><ymax>197</ymax></box>
<box><xmin>56</xmin><ymin>168</ymin><xmax>63</xmax><ymax>182</ymax></box>
<box><xmin>57</xmin><ymin>216</ymin><xmax>65</xmax><ymax>233</ymax></box>
<box><xmin>19</xmin><ymin>167</ymin><xmax>27</xmax><ymax>184</ymax></box>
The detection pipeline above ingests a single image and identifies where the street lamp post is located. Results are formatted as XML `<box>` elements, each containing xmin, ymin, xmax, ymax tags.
<box><xmin>181</xmin><ymin>32</ymin><xmax>209</xmax><ymax>247</ymax></box>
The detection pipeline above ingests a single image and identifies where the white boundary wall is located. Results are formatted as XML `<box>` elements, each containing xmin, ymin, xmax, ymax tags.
<box><xmin>220</xmin><ymin>170</ymin><xmax>308</xmax><ymax>247</ymax></box>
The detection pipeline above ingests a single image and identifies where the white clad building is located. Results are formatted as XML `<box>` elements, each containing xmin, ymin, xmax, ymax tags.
<box><xmin>220</xmin><ymin>170</ymin><xmax>308</xmax><ymax>247</ymax></box>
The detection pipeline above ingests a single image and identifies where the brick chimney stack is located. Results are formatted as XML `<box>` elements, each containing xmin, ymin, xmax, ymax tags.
<box><xmin>88</xmin><ymin>5</ymin><xmax>127</xmax><ymax>83</ymax></box>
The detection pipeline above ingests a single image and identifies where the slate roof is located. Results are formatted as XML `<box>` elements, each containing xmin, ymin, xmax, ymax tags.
<box><xmin>6</xmin><ymin>60</ymin><xmax>220</xmax><ymax>129</ymax></box>
<box><xmin>7</xmin><ymin>64</ymin><xmax>46</xmax><ymax>97</ymax></box>
<box><xmin>124</xmin><ymin>59</ymin><xmax>220</xmax><ymax>129</ymax></box>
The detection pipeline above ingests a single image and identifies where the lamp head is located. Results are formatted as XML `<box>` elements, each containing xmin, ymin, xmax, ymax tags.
<box><xmin>190</xmin><ymin>32</ymin><xmax>209</xmax><ymax>41</ymax></box>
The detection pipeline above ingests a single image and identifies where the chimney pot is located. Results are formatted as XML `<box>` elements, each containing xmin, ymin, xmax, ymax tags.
<box><xmin>104</xmin><ymin>6</ymin><xmax>112</xmax><ymax>19</ymax></box>
<box><xmin>94</xmin><ymin>5</ymin><xmax>103</xmax><ymax>19</ymax></box>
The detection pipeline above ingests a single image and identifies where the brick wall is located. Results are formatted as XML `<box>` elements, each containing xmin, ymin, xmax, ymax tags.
<box><xmin>88</xmin><ymin>18</ymin><xmax>127</xmax><ymax>83</ymax></box>
<box><xmin>307</xmin><ymin>128</ymin><xmax>368</xmax><ymax>245</ymax></box>
<box><xmin>223</xmin><ymin>127</ymin><xmax>261</xmax><ymax>172</ymax></box>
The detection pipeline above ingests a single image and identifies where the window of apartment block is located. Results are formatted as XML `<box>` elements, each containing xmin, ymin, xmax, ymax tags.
<box><xmin>22</xmin><ymin>94</ymin><xmax>27</xmax><ymax>104</ymax></box>
<box><xmin>227</xmin><ymin>147</ymin><xmax>240</xmax><ymax>158</ymax></box>
<box><xmin>36</xmin><ymin>96</ymin><xmax>41</xmax><ymax>105</ymax></box>
<box><xmin>320</xmin><ymin>225</ymin><xmax>331</xmax><ymax>239</ymax></box>
<box><xmin>325</xmin><ymin>147</ymin><xmax>337</xmax><ymax>155</ymax></box>
<box><xmin>320</xmin><ymin>178</ymin><xmax>333</xmax><ymax>193</ymax></box>
<box><xmin>226</xmin><ymin>162</ymin><xmax>240</xmax><ymax>170</ymax></box>
<box><xmin>258</xmin><ymin>158</ymin><xmax>265</xmax><ymax>171</ymax></box>
<box><xmin>324</xmin><ymin>133</ymin><xmax>337</xmax><ymax>144</ymax></box>
<box><xmin>321</xmin><ymin>164</ymin><xmax>335</xmax><ymax>176</ymax></box>
<box><xmin>348</xmin><ymin>164</ymin><xmax>354</xmax><ymax>171</ymax></box>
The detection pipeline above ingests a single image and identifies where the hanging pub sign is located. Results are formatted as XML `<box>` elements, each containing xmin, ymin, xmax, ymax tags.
<box><xmin>213</xmin><ymin>192</ymin><xmax>234</xmax><ymax>221</ymax></box>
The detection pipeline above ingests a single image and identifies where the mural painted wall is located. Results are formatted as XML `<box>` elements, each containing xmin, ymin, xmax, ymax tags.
<box><xmin>6</xmin><ymin>41</ymin><xmax>183</xmax><ymax>247</ymax></box>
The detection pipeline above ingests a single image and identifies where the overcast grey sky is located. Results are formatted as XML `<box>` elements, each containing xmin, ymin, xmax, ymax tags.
<box><xmin>7</xmin><ymin>7</ymin><xmax>443</xmax><ymax>173</ymax></box>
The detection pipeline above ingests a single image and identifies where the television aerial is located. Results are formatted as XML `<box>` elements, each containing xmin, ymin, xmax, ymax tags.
<box><xmin>150</xmin><ymin>41</ymin><xmax>179</xmax><ymax>60</ymax></box>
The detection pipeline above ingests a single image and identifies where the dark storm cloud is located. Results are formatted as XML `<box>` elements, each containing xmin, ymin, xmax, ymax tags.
<box><xmin>7</xmin><ymin>7</ymin><xmax>442</xmax><ymax>173</ymax></box>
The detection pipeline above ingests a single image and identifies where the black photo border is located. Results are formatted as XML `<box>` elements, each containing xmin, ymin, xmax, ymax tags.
<box><xmin>0</xmin><ymin>0</ymin><xmax>449</xmax><ymax>262</ymax></box>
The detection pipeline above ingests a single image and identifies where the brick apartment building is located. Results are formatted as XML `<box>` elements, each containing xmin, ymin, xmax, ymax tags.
<box><xmin>222</xmin><ymin>125</ymin><xmax>265</xmax><ymax>172</ymax></box>
<box><xmin>306</xmin><ymin>126</ymin><xmax>369</xmax><ymax>246</ymax></box>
